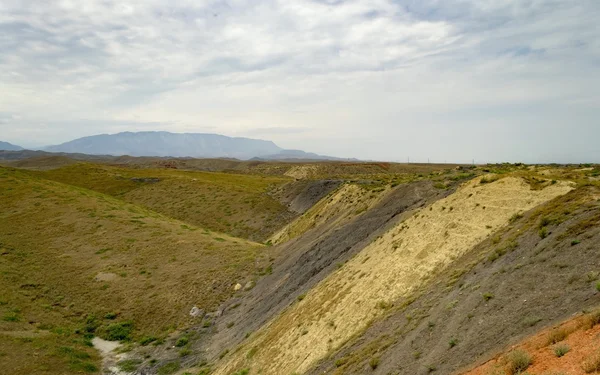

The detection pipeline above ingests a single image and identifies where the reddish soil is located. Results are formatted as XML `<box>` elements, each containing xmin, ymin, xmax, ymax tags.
<box><xmin>463</xmin><ymin>313</ymin><xmax>600</xmax><ymax>375</ymax></box>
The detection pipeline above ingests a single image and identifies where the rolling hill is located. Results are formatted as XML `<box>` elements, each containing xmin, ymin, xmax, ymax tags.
<box><xmin>2</xmin><ymin>155</ymin><xmax>600</xmax><ymax>375</ymax></box>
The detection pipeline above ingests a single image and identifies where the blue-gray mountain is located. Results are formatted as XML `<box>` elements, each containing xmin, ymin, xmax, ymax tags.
<box><xmin>0</xmin><ymin>141</ymin><xmax>23</xmax><ymax>151</ymax></box>
<box><xmin>44</xmin><ymin>131</ymin><xmax>340</xmax><ymax>160</ymax></box>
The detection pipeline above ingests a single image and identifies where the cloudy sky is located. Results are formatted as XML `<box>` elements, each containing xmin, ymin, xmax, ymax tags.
<box><xmin>1</xmin><ymin>0</ymin><xmax>599</xmax><ymax>162</ymax></box>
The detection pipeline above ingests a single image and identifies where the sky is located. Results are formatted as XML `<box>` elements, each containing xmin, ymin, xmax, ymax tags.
<box><xmin>1</xmin><ymin>0</ymin><xmax>599</xmax><ymax>163</ymax></box>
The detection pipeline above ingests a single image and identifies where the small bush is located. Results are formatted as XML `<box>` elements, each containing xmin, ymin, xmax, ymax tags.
<box><xmin>480</xmin><ymin>175</ymin><xmax>499</xmax><ymax>184</ymax></box>
<box><xmin>99</xmin><ymin>321</ymin><xmax>133</xmax><ymax>341</ymax></box>
<box><xmin>482</xmin><ymin>292</ymin><xmax>494</xmax><ymax>301</ymax></box>
<box><xmin>448</xmin><ymin>338</ymin><xmax>458</xmax><ymax>348</ymax></box>
<box><xmin>376</xmin><ymin>300</ymin><xmax>392</xmax><ymax>309</ymax></box>
<box><xmin>583</xmin><ymin>351</ymin><xmax>600</xmax><ymax>373</ymax></box>
<box><xmin>583</xmin><ymin>310</ymin><xmax>600</xmax><ymax>329</ymax></box>
<box><xmin>157</xmin><ymin>361</ymin><xmax>180</xmax><ymax>375</ymax></box>
<box><xmin>297</xmin><ymin>294</ymin><xmax>306</xmax><ymax>301</ymax></box>
<box><xmin>369</xmin><ymin>356</ymin><xmax>380</xmax><ymax>370</ymax></box>
<box><xmin>104</xmin><ymin>312</ymin><xmax>118</xmax><ymax>320</ymax></box>
<box><xmin>335</xmin><ymin>357</ymin><xmax>348</xmax><ymax>367</ymax></box>
<box><xmin>539</xmin><ymin>227</ymin><xmax>548</xmax><ymax>239</ymax></box>
<box><xmin>539</xmin><ymin>216</ymin><xmax>552</xmax><ymax>228</ymax></box>
<box><xmin>139</xmin><ymin>336</ymin><xmax>157</xmax><ymax>346</ymax></box>
<box><xmin>546</xmin><ymin>329</ymin><xmax>567</xmax><ymax>345</ymax></box>
<box><xmin>553</xmin><ymin>343</ymin><xmax>570</xmax><ymax>357</ymax></box>
<box><xmin>175</xmin><ymin>336</ymin><xmax>189</xmax><ymax>347</ymax></box>
<box><xmin>509</xmin><ymin>213</ymin><xmax>523</xmax><ymax>223</ymax></box>
<box><xmin>2</xmin><ymin>312</ymin><xmax>20</xmax><ymax>322</ymax></box>
<box><xmin>246</xmin><ymin>347</ymin><xmax>258</xmax><ymax>359</ymax></box>
<box><xmin>117</xmin><ymin>359</ymin><xmax>142</xmax><ymax>372</ymax></box>
<box><xmin>505</xmin><ymin>349</ymin><xmax>532</xmax><ymax>375</ymax></box>
<box><xmin>522</xmin><ymin>316</ymin><xmax>543</xmax><ymax>327</ymax></box>
<box><xmin>233</xmin><ymin>369</ymin><xmax>249</xmax><ymax>375</ymax></box>
<box><xmin>571</xmin><ymin>239</ymin><xmax>581</xmax><ymax>246</ymax></box>
<box><xmin>219</xmin><ymin>349</ymin><xmax>229</xmax><ymax>359</ymax></box>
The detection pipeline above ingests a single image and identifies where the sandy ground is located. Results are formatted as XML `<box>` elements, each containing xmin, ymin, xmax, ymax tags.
<box><xmin>92</xmin><ymin>337</ymin><xmax>127</xmax><ymax>375</ymax></box>
<box><xmin>213</xmin><ymin>176</ymin><xmax>573</xmax><ymax>375</ymax></box>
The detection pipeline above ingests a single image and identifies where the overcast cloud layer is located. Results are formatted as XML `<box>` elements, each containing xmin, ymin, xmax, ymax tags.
<box><xmin>1</xmin><ymin>0</ymin><xmax>599</xmax><ymax>162</ymax></box>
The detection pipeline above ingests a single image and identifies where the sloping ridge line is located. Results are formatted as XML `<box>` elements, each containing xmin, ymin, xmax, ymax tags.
<box><xmin>214</xmin><ymin>176</ymin><xmax>573</xmax><ymax>375</ymax></box>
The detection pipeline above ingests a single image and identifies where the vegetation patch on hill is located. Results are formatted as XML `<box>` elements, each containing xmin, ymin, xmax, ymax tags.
<box><xmin>0</xmin><ymin>167</ymin><xmax>265</xmax><ymax>375</ymax></box>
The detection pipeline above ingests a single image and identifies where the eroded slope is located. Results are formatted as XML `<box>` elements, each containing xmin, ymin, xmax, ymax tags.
<box><xmin>200</xmin><ymin>180</ymin><xmax>454</xmax><ymax>368</ymax></box>
<box><xmin>309</xmin><ymin>185</ymin><xmax>600</xmax><ymax>375</ymax></box>
<box><xmin>214</xmin><ymin>176</ymin><xmax>572</xmax><ymax>375</ymax></box>
<box><xmin>269</xmin><ymin>183</ymin><xmax>387</xmax><ymax>245</ymax></box>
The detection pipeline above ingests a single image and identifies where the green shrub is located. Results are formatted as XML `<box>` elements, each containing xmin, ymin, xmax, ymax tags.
<box><xmin>157</xmin><ymin>361</ymin><xmax>180</xmax><ymax>375</ymax></box>
<box><xmin>99</xmin><ymin>321</ymin><xmax>133</xmax><ymax>341</ymax></box>
<box><xmin>571</xmin><ymin>239</ymin><xmax>581</xmax><ymax>246</ymax></box>
<box><xmin>219</xmin><ymin>349</ymin><xmax>229</xmax><ymax>359</ymax></box>
<box><xmin>482</xmin><ymin>292</ymin><xmax>494</xmax><ymax>301</ymax></box>
<box><xmin>539</xmin><ymin>216</ymin><xmax>552</xmax><ymax>228</ymax></box>
<box><xmin>369</xmin><ymin>356</ymin><xmax>380</xmax><ymax>370</ymax></box>
<box><xmin>2</xmin><ymin>312</ymin><xmax>20</xmax><ymax>322</ymax></box>
<box><xmin>246</xmin><ymin>347</ymin><xmax>258</xmax><ymax>359</ymax></box>
<box><xmin>539</xmin><ymin>227</ymin><xmax>548</xmax><ymax>239</ymax></box>
<box><xmin>175</xmin><ymin>336</ymin><xmax>190</xmax><ymax>348</ymax></box>
<box><xmin>553</xmin><ymin>343</ymin><xmax>570</xmax><ymax>357</ymax></box>
<box><xmin>448</xmin><ymin>338</ymin><xmax>458</xmax><ymax>348</ymax></box>
<box><xmin>104</xmin><ymin>312</ymin><xmax>118</xmax><ymax>320</ymax></box>
<box><xmin>546</xmin><ymin>329</ymin><xmax>567</xmax><ymax>345</ymax></box>
<box><xmin>509</xmin><ymin>213</ymin><xmax>523</xmax><ymax>223</ymax></box>
<box><xmin>335</xmin><ymin>357</ymin><xmax>348</xmax><ymax>367</ymax></box>
<box><xmin>117</xmin><ymin>359</ymin><xmax>142</xmax><ymax>372</ymax></box>
<box><xmin>139</xmin><ymin>336</ymin><xmax>157</xmax><ymax>346</ymax></box>
<box><xmin>505</xmin><ymin>350</ymin><xmax>532</xmax><ymax>375</ymax></box>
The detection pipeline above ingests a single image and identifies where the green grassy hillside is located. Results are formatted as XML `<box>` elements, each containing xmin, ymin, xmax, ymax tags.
<box><xmin>0</xmin><ymin>167</ymin><xmax>266</xmax><ymax>374</ymax></box>
<box><xmin>26</xmin><ymin>163</ymin><xmax>293</xmax><ymax>242</ymax></box>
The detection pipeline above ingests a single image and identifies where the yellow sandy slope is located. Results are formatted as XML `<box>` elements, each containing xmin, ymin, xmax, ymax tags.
<box><xmin>214</xmin><ymin>177</ymin><xmax>573</xmax><ymax>375</ymax></box>
<box><xmin>269</xmin><ymin>184</ymin><xmax>386</xmax><ymax>245</ymax></box>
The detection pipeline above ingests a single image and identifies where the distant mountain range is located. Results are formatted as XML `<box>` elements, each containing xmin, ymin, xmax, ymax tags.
<box><xmin>0</xmin><ymin>141</ymin><xmax>23</xmax><ymax>151</ymax></box>
<box><xmin>40</xmin><ymin>131</ymin><xmax>344</xmax><ymax>160</ymax></box>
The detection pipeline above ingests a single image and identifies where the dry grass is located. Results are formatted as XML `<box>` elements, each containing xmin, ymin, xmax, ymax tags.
<box><xmin>583</xmin><ymin>351</ymin><xmax>600</xmax><ymax>373</ymax></box>
<box><xmin>504</xmin><ymin>349</ymin><xmax>532</xmax><ymax>374</ymax></box>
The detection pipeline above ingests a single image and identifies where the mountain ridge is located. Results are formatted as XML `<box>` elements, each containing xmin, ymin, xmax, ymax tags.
<box><xmin>0</xmin><ymin>141</ymin><xmax>23</xmax><ymax>151</ymax></box>
<box><xmin>43</xmin><ymin>131</ymin><xmax>341</xmax><ymax>160</ymax></box>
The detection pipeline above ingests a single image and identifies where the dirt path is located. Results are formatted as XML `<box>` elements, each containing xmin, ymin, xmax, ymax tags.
<box><xmin>92</xmin><ymin>337</ymin><xmax>126</xmax><ymax>375</ymax></box>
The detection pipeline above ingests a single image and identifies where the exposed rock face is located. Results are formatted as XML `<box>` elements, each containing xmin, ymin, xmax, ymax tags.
<box><xmin>189</xmin><ymin>306</ymin><xmax>205</xmax><ymax>318</ymax></box>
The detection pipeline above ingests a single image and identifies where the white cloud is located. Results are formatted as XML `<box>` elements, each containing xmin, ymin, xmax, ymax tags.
<box><xmin>0</xmin><ymin>0</ymin><xmax>598</xmax><ymax>162</ymax></box>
